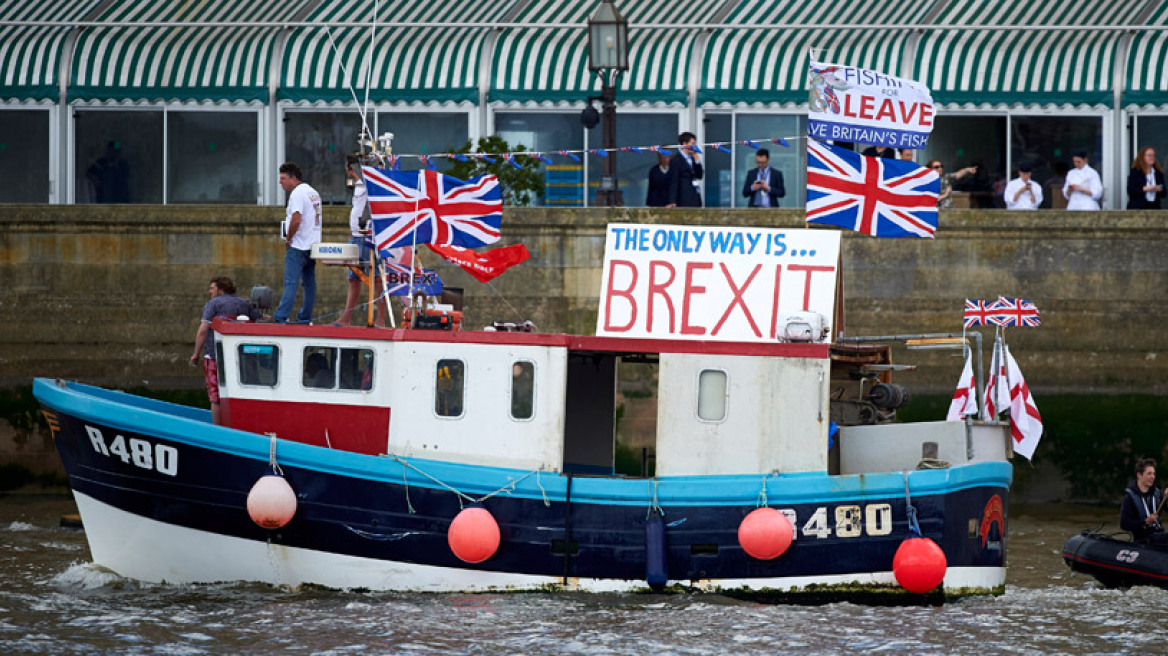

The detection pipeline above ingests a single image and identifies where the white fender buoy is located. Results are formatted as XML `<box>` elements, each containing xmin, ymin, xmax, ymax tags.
<box><xmin>738</xmin><ymin>507</ymin><xmax>794</xmax><ymax>560</ymax></box>
<box><xmin>247</xmin><ymin>474</ymin><xmax>297</xmax><ymax>529</ymax></box>
<box><xmin>447</xmin><ymin>507</ymin><xmax>501</xmax><ymax>563</ymax></box>
<box><xmin>893</xmin><ymin>536</ymin><xmax>948</xmax><ymax>593</ymax></box>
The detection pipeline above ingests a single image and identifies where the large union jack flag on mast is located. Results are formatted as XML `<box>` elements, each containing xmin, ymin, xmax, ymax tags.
<box><xmin>363</xmin><ymin>166</ymin><xmax>503</xmax><ymax>251</ymax></box>
<box><xmin>806</xmin><ymin>139</ymin><xmax>940</xmax><ymax>238</ymax></box>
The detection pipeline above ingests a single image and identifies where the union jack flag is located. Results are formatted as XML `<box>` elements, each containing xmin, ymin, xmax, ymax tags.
<box><xmin>963</xmin><ymin>299</ymin><xmax>1001</xmax><ymax>328</ymax></box>
<box><xmin>806</xmin><ymin>139</ymin><xmax>940</xmax><ymax>238</ymax></box>
<box><xmin>993</xmin><ymin>297</ymin><xmax>1041</xmax><ymax>327</ymax></box>
<box><xmin>364</xmin><ymin>166</ymin><xmax>502</xmax><ymax>251</ymax></box>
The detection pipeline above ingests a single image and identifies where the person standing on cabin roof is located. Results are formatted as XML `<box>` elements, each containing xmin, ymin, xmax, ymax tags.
<box><xmin>338</xmin><ymin>155</ymin><xmax>385</xmax><ymax>327</ymax></box>
<box><xmin>273</xmin><ymin>162</ymin><xmax>323</xmax><ymax>324</ymax></box>
<box><xmin>1120</xmin><ymin>457</ymin><xmax>1166</xmax><ymax>543</ymax></box>
<box><xmin>190</xmin><ymin>277</ymin><xmax>259</xmax><ymax>425</ymax></box>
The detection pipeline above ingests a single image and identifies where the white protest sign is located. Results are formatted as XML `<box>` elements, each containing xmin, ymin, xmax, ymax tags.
<box><xmin>596</xmin><ymin>224</ymin><xmax>841</xmax><ymax>343</ymax></box>
<box><xmin>808</xmin><ymin>54</ymin><xmax>935</xmax><ymax>149</ymax></box>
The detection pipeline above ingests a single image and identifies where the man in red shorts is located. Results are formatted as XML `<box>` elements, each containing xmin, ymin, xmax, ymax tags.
<box><xmin>190</xmin><ymin>277</ymin><xmax>259</xmax><ymax>424</ymax></box>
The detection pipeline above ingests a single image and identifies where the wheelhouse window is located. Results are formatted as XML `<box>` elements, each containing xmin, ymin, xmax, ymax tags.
<box><xmin>302</xmin><ymin>346</ymin><xmax>375</xmax><ymax>391</ymax></box>
<box><xmin>510</xmin><ymin>361</ymin><xmax>535</xmax><ymax>420</ymax></box>
<box><xmin>697</xmin><ymin>369</ymin><xmax>728</xmax><ymax>421</ymax></box>
<box><xmin>435</xmin><ymin>359</ymin><xmax>465</xmax><ymax>417</ymax></box>
<box><xmin>238</xmin><ymin>344</ymin><xmax>279</xmax><ymax>387</ymax></box>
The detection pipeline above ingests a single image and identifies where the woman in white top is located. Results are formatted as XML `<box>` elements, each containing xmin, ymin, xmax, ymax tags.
<box><xmin>1126</xmin><ymin>146</ymin><xmax>1166</xmax><ymax>210</ymax></box>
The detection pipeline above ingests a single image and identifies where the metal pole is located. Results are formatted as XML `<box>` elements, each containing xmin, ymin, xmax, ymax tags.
<box><xmin>598</xmin><ymin>73</ymin><xmax>623</xmax><ymax>206</ymax></box>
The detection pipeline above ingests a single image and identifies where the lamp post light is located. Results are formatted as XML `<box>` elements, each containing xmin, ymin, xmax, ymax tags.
<box><xmin>586</xmin><ymin>1</ymin><xmax>628</xmax><ymax>207</ymax></box>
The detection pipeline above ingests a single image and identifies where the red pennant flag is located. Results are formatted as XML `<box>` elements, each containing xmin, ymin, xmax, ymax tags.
<box><xmin>426</xmin><ymin>243</ymin><xmax>531</xmax><ymax>283</ymax></box>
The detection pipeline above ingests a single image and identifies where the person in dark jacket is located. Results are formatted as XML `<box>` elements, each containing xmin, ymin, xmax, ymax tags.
<box><xmin>1126</xmin><ymin>146</ymin><xmax>1166</xmax><ymax>209</ymax></box>
<box><xmin>666</xmin><ymin>132</ymin><xmax>703</xmax><ymax>208</ymax></box>
<box><xmin>646</xmin><ymin>152</ymin><xmax>672</xmax><ymax>207</ymax></box>
<box><xmin>741</xmin><ymin>148</ymin><xmax>785</xmax><ymax>207</ymax></box>
<box><xmin>1120</xmin><ymin>458</ymin><xmax>1164</xmax><ymax>542</ymax></box>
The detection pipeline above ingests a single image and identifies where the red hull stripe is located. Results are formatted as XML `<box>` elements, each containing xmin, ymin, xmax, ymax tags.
<box><xmin>222</xmin><ymin>399</ymin><xmax>390</xmax><ymax>456</ymax></box>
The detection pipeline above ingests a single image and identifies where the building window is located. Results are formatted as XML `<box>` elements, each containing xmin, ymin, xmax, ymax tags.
<box><xmin>510</xmin><ymin>361</ymin><xmax>535</xmax><ymax>420</ymax></box>
<box><xmin>0</xmin><ymin>109</ymin><xmax>50</xmax><ymax>202</ymax></box>
<box><xmin>587</xmin><ymin>112</ymin><xmax>679</xmax><ymax>207</ymax></box>
<box><xmin>704</xmin><ymin>113</ymin><xmax>733</xmax><ymax>208</ymax></box>
<box><xmin>283</xmin><ymin>111</ymin><xmax>364</xmax><ymax>205</ymax></box>
<box><xmin>238</xmin><ymin>344</ymin><xmax>279</xmax><ymax>387</ymax></box>
<box><xmin>435</xmin><ymin>359</ymin><xmax>465</xmax><ymax>417</ymax></box>
<box><xmin>735</xmin><ymin>114</ymin><xmax>805</xmax><ymax>208</ymax></box>
<box><xmin>697</xmin><ymin>369</ymin><xmax>727</xmax><ymax>421</ymax></box>
<box><xmin>1134</xmin><ymin>116</ymin><xmax>1168</xmax><ymax>209</ymax></box>
<box><xmin>168</xmin><ymin>111</ymin><xmax>258</xmax><ymax>203</ymax></box>
<box><xmin>496</xmin><ymin>112</ymin><xmax>583</xmax><ymax>206</ymax></box>
<box><xmin>377</xmin><ymin>112</ymin><xmax>469</xmax><ymax>173</ymax></box>
<box><xmin>921</xmin><ymin>115</ymin><xmax>1007</xmax><ymax>208</ymax></box>
<box><xmin>1011</xmin><ymin>115</ymin><xmax>1103</xmax><ymax>209</ymax></box>
<box><xmin>74</xmin><ymin>110</ymin><xmax>163</xmax><ymax>203</ymax></box>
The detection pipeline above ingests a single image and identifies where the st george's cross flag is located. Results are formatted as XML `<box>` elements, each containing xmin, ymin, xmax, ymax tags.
<box><xmin>946</xmin><ymin>352</ymin><xmax>979</xmax><ymax>421</ymax></box>
<box><xmin>1005</xmin><ymin>345</ymin><xmax>1043</xmax><ymax>459</ymax></box>
<box><xmin>983</xmin><ymin>342</ymin><xmax>1010</xmax><ymax>418</ymax></box>
<box><xmin>806</xmin><ymin>139</ymin><xmax>940</xmax><ymax>238</ymax></box>
<box><xmin>363</xmin><ymin>166</ymin><xmax>503</xmax><ymax>252</ymax></box>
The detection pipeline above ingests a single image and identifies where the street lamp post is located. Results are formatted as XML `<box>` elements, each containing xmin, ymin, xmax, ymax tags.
<box><xmin>586</xmin><ymin>1</ymin><xmax>628</xmax><ymax>207</ymax></box>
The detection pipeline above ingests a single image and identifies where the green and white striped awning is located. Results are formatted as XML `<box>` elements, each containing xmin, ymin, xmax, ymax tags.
<box><xmin>281</xmin><ymin>0</ymin><xmax>515</xmax><ymax>104</ymax></box>
<box><xmin>70</xmin><ymin>0</ymin><xmax>295</xmax><ymax>103</ymax></box>
<box><xmin>491</xmin><ymin>0</ymin><xmax>719</xmax><ymax>104</ymax></box>
<box><xmin>915</xmin><ymin>0</ymin><xmax>1144</xmax><ymax>107</ymax></box>
<box><xmin>1125</xmin><ymin>1</ymin><xmax>1168</xmax><ymax>108</ymax></box>
<box><xmin>0</xmin><ymin>0</ymin><xmax>104</xmax><ymax>101</ymax></box>
<box><xmin>700</xmin><ymin>0</ymin><xmax>931</xmax><ymax>105</ymax></box>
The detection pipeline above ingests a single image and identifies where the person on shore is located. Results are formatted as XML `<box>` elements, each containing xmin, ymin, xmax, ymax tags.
<box><xmin>898</xmin><ymin>149</ymin><xmax>914</xmax><ymax>162</ymax></box>
<box><xmin>1004</xmin><ymin>163</ymin><xmax>1043</xmax><ymax>210</ymax></box>
<box><xmin>190</xmin><ymin>277</ymin><xmax>260</xmax><ymax>424</ymax></box>
<box><xmin>1063</xmin><ymin>150</ymin><xmax>1103</xmax><ymax>211</ymax></box>
<box><xmin>741</xmin><ymin>148</ymin><xmax>785</xmax><ymax>208</ymax></box>
<box><xmin>1120</xmin><ymin>458</ymin><xmax>1165</xmax><ymax>543</ymax></box>
<box><xmin>646</xmin><ymin>152</ymin><xmax>671</xmax><ymax>207</ymax></box>
<box><xmin>1126</xmin><ymin>146</ymin><xmax>1166</xmax><ymax>210</ymax></box>
<box><xmin>927</xmin><ymin>159</ymin><xmax>977</xmax><ymax>209</ymax></box>
<box><xmin>273</xmin><ymin>162</ymin><xmax>323</xmax><ymax>324</ymax></box>
<box><xmin>338</xmin><ymin>155</ymin><xmax>384</xmax><ymax>327</ymax></box>
<box><xmin>665</xmin><ymin>132</ymin><xmax>703</xmax><ymax>208</ymax></box>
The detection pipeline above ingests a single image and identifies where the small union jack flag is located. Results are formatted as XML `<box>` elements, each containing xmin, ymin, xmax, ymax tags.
<box><xmin>364</xmin><ymin>166</ymin><xmax>502</xmax><ymax>251</ymax></box>
<box><xmin>963</xmin><ymin>299</ymin><xmax>1001</xmax><ymax>328</ymax></box>
<box><xmin>993</xmin><ymin>297</ymin><xmax>1041</xmax><ymax>327</ymax></box>
<box><xmin>806</xmin><ymin>139</ymin><xmax>940</xmax><ymax>238</ymax></box>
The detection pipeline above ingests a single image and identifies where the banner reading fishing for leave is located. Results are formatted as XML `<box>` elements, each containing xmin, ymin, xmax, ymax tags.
<box><xmin>596</xmin><ymin>224</ymin><xmax>841</xmax><ymax>343</ymax></box>
<box><xmin>808</xmin><ymin>54</ymin><xmax>935</xmax><ymax>150</ymax></box>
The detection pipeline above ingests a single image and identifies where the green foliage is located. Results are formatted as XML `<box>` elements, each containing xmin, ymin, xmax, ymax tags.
<box><xmin>0</xmin><ymin>387</ymin><xmax>44</xmax><ymax>447</ymax></box>
<box><xmin>444</xmin><ymin>136</ymin><xmax>544</xmax><ymax>207</ymax></box>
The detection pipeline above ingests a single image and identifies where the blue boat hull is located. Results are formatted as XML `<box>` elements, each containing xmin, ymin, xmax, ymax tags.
<box><xmin>36</xmin><ymin>378</ymin><xmax>1011</xmax><ymax>594</ymax></box>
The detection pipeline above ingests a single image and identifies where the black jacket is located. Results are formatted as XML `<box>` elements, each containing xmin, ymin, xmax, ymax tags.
<box><xmin>1126</xmin><ymin>167</ymin><xmax>1166</xmax><ymax>209</ymax></box>
<box><xmin>646</xmin><ymin>165</ymin><xmax>671</xmax><ymax>207</ymax></box>
<box><xmin>1120</xmin><ymin>481</ymin><xmax>1163</xmax><ymax>541</ymax></box>
<box><xmin>667</xmin><ymin>153</ymin><xmax>703</xmax><ymax>207</ymax></box>
<box><xmin>742</xmin><ymin>166</ymin><xmax>786</xmax><ymax>207</ymax></box>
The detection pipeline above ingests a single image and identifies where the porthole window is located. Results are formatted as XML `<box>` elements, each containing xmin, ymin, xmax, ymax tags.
<box><xmin>697</xmin><ymin>370</ymin><xmax>727</xmax><ymax>421</ymax></box>
<box><xmin>510</xmin><ymin>361</ymin><xmax>535</xmax><ymax>420</ymax></box>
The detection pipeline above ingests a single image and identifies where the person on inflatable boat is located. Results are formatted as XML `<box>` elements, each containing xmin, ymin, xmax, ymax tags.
<box><xmin>1121</xmin><ymin>458</ymin><xmax>1167</xmax><ymax>544</ymax></box>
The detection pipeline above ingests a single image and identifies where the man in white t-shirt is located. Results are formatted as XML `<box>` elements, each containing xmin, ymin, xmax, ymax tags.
<box><xmin>273</xmin><ymin>162</ymin><xmax>322</xmax><ymax>323</ymax></box>
<box><xmin>1004</xmin><ymin>162</ymin><xmax>1043</xmax><ymax>210</ymax></box>
<box><xmin>1063</xmin><ymin>150</ymin><xmax>1103</xmax><ymax>211</ymax></box>
<box><xmin>338</xmin><ymin>155</ymin><xmax>384</xmax><ymax>326</ymax></box>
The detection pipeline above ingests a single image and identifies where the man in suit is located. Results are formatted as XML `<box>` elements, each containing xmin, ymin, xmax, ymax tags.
<box><xmin>741</xmin><ymin>148</ymin><xmax>786</xmax><ymax>208</ymax></box>
<box><xmin>666</xmin><ymin>132</ymin><xmax>703</xmax><ymax>208</ymax></box>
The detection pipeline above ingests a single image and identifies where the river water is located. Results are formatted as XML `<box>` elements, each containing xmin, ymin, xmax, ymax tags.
<box><xmin>1</xmin><ymin>495</ymin><xmax>1165</xmax><ymax>655</ymax></box>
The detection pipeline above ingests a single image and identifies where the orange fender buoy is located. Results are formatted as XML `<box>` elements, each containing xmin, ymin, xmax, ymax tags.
<box><xmin>448</xmin><ymin>507</ymin><xmax>501</xmax><ymax>563</ymax></box>
<box><xmin>893</xmin><ymin>536</ymin><xmax>948</xmax><ymax>593</ymax></box>
<box><xmin>738</xmin><ymin>507</ymin><xmax>794</xmax><ymax>560</ymax></box>
<box><xmin>246</xmin><ymin>475</ymin><xmax>297</xmax><ymax>529</ymax></box>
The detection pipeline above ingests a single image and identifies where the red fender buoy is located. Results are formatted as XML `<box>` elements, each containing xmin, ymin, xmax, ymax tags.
<box><xmin>247</xmin><ymin>475</ymin><xmax>297</xmax><ymax>529</ymax></box>
<box><xmin>893</xmin><ymin>536</ymin><xmax>948</xmax><ymax>593</ymax></box>
<box><xmin>448</xmin><ymin>507</ymin><xmax>501</xmax><ymax>563</ymax></box>
<box><xmin>738</xmin><ymin>507</ymin><xmax>794</xmax><ymax>560</ymax></box>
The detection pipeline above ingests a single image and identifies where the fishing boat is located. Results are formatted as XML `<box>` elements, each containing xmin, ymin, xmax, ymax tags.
<box><xmin>1062</xmin><ymin>532</ymin><xmax>1168</xmax><ymax>589</ymax></box>
<box><xmin>34</xmin><ymin>224</ymin><xmax>1013</xmax><ymax>597</ymax></box>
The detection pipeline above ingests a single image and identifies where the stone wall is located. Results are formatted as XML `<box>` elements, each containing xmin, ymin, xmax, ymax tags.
<box><xmin>1</xmin><ymin>205</ymin><xmax>1165</xmax><ymax>395</ymax></box>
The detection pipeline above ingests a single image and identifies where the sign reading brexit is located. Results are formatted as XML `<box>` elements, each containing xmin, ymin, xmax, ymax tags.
<box><xmin>808</xmin><ymin>55</ymin><xmax>935</xmax><ymax>150</ymax></box>
<box><xmin>596</xmin><ymin>224</ymin><xmax>841</xmax><ymax>343</ymax></box>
